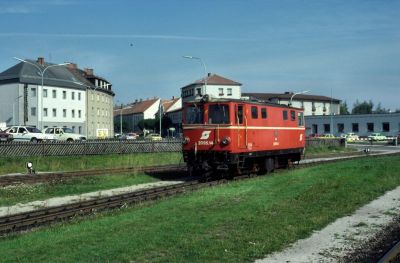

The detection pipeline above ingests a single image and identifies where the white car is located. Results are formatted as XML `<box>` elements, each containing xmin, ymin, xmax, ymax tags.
<box><xmin>43</xmin><ymin>127</ymin><xmax>86</xmax><ymax>142</ymax></box>
<box><xmin>6</xmin><ymin>126</ymin><xmax>50</xmax><ymax>142</ymax></box>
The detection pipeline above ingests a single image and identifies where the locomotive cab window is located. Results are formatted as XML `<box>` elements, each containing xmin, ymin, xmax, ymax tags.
<box><xmin>236</xmin><ymin>105</ymin><xmax>243</xmax><ymax>124</ymax></box>
<box><xmin>208</xmin><ymin>104</ymin><xmax>230</xmax><ymax>124</ymax></box>
<box><xmin>251</xmin><ymin>106</ymin><xmax>258</xmax><ymax>119</ymax></box>
<box><xmin>185</xmin><ymin>105</ymin><xmax>204</xmax><ymax>124</ymax></box>
<box><xmin>298</xmin><ymin>112</ymin><xmax>304</xmax><ymax>126</ymax></box>
<box><xmin>283</xmin><ymin>110</ymin><xmax>288</xmax><ymax>120</ymax></box>
<box><xmin>261</xmin><ymin>108</ymin><xmax>267</xmax><ymax>119</ymax></box>
<box><xmin>290</xmin><ymin>110</ymin><xmax>296</xmax><ymax>121</ymax></box>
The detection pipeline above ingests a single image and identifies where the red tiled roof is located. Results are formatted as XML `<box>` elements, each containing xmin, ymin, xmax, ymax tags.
<box><xmin>113</xmin><ymin>98</ymin><xmax>159</xmax><ymax>116</ymax></box>
<box><xmin>182</xmin><ymin>74</ymin><xmax>242</xmax><ymax>88</ymax></box>
<box><xmin>162</xmin><ymin>98</ymin><xmax>180</xmax><ymax>112</ymax></box>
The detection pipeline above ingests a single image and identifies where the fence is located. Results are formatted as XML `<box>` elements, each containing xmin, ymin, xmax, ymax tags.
<box><xmin>0</xmin><ymin>139</ymin><xmax>182</xmax><ymax>157</ymax></box>
<box><xmin>0</xmin><ymin>138</ymin><xmax>345</xmax><ymax>157</ymax></box>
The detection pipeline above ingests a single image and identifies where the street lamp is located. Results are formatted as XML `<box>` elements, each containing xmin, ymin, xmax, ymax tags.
<box><xmin>289</xmin><ymin>90</ymin><xmax>310</xmax><ymax>107</ymax></box>
<box><xmin>13</xmin><ymin>95</ymin><xmax>23</xmax><ymax>125</ymax></box>
<box><xmin>183</xmin><ymin>55</ymin><xmax>208</xmax><ymax>95</ymax></box>
<box><xmin>14</xmin><ymin>57</ymin><xmax>70</xmax><ymax>130</ymax></box>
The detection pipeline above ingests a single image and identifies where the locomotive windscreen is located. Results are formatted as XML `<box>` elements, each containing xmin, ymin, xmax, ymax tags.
<box><xmin>186</xmin><ymin>105</ymin><xmax>204</xmax><ymax>124</ymax></box>
<box><xmin>208</xmin><ymin>104</ymin><xmax>230</xmax><ymax>124</ymax></box>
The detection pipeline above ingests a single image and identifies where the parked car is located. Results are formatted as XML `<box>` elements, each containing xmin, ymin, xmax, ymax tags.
<box><xmin>0</xmin><ymin>128</ymin><xmax>13</xmax><ymax>142</ymax></box>
<box><xmin>126</xmin><ymin>133</ymin><xmax>138</xmax><ymax>140</ymax></box>
<box><xmin>43</xmin><ymin>127</ymin><xmax>86</xmax><ymax>142</ymax></box>
<box><xmin>344</xmin><ymin>132</ymin><xmax>359</xmax><ymax>142</ymax></box>
<box><xmin>6</xmin><ymin>126</ymin><xmax>50</xmax><ymax>142</ymax></box>
<box><xmin>319</xmin><ymin>134</ymin><xmax>336</xmax><ymax>139</ymax></box>
<box><xmin>145</xmin><ymin>133</ymin><xmax>162</xmax><ymax>141</ymax></box>
<box><xmin>368</xmin><ymin>133</ymin><xmax>387</xmax><ymax>141</ymax></box>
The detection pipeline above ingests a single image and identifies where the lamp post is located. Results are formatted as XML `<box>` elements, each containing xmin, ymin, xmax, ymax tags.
<box><xmin>159</xmin><ymin>99</ymin><xmax>162</xmax><ymax>136</ymax></box>
<box><xmin>289</xmin><ymin>90</ymin><xmax>310</xmax><ymax>107</ymax></box>
<box><xmin>13</xmin><ymin>95</ymin><xmax>23</xmax><ymax>125</ymax></box>
<box><xmin>183</xmin><ymin>55</ymin><xmax>208</xmax><ymax>95</ymax></box>
<box><xmin>14</xmin><ymin>57</ymin><xmax>70</xmax><ymax>130</ymax></box>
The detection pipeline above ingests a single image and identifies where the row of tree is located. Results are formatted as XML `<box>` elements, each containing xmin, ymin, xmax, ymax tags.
<box><xmin>340</xmin><ymin>100</ymin><xmax>399</xmax><ymax>114</ymax></box>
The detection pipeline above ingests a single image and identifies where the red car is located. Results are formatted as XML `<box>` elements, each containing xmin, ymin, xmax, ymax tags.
<box><xmin>0</xmin><ymin>128</ymin><xmax>13</xmax><ymax>142</ymax></box>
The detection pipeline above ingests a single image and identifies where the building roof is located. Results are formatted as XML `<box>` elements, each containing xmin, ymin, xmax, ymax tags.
<box><xmin>67</xmin><ymin>66</ymin><xmax>115</xmax><ymax>96</ymax></box>
<box><xmin>0</xmin><ymin>59</ymin><xmax>86</xmax><ymax>90</ymax></box>
<box><xmin>162</xmin><ymin>97</ymin><xmax>180</xmax><ymax>112</ymax></box>
<box><xmin>182</xmin><ymin>73</ymin><xmax>242</xmax><ymax>89</ymax></box>
<box><xmin>242</xmin><ymin>92</ymin><xmax>341</xmax><ymax>103</ymax></box>
<box><xmin>114</xmin><ymin>98</ymin><xmax>159</xmax><ymax>116</ymax></box>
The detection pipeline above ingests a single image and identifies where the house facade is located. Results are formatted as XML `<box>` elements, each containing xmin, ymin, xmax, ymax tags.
<box><xmin>0</xmin><ymin>57</ymin><xmax>115</xmax><ymax>138</ymax></box>
<box><xmin>305</xmin><ymin>113</ymin><xmax>400</xmax><ymax>137</ymax></box>
<box><xmin>242</xmin><ymin>92</ymin><xmax>340</xmax><ymax>116</ymax></box>
<box><xmin>181</xmin><ymin>73</ymin><xmax>242</xmax><ymax>103</ymax></box>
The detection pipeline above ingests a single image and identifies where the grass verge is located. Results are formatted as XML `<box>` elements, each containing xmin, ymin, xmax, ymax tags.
<box><xmin>0</xmin><ymin>155</ymin><xmax>399</xmax><ymax>262</ymax></box>
<box><xmin>0</xmin><ymin>152</ymin><xmax>182</xmax><ymax>175</ymax></box>
<box><xmin>0</xmin><ymin>173</ymin><xmax>158</xmax><ymax>207</ymax></box>
<box><xmin>305</xmin><ymin>145</ymin><xmax>356</xmax><ymax>158</ymax></box>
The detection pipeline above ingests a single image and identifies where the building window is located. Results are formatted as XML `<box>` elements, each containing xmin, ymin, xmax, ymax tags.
<box><xmin>97</xmin><ymin>94</ymin><xmax>100</xmax><ymax>101</ymax></box>
<box><xmin>72</xmin><ymin>92</ymin><xmax>75</xmax><ymax>100</ymax></box>
<box><xmin>72</xmin><ymin>110</ymin><xmax>75</xmax><ymax>118</ymax></box>
<box><xmin>382</xmin><ymin>122</ymin><xmax>390</xmax><ymax>132</ymax></box>
<box><xmin>337</xmin><ymin>123</ymin><xmax>344</xmax><ymax>133</ymax></box>
<box><xmin>97</xmin><ymin>108</ymin><xmax>100</xmax><ymax>116</ymax></box>
<box><xmin>78</xmin><ymin>92</ymin><xmax>81</xmax><ymax>101</ymax></box>
<box><xmin>367</xmin><ymin>123</ymin><xmax>374</xmax><ymax>132</ymax></box>
<box><xmin>227</xmin><ymin>88</ymin><xmax>232</xmax><ymax>96</ymax></box>
<box><xmin>324</xmin><ymin>124</ymin><xmax>330</xmax><ymax>133</ymax></box>
<box><xmin>79</xmin><ymin>126</ymin><xmax>82</xmax><ymax>134</ymax></box>
<box><xmin>31</xmin><ymin>88</ymin><xmax>36</xmax><ymax>97</ymax></box>
<box><xmin>218</xmin><ymin>88</ymin><xmax>224</xmax><ymax>96</ymax></box>
<box><xmin>52</xmin><ymin>108</ymin><xmax>57</xmax><ymax>117</ymax></box>
<box><xmin>43</xmin><ymin>108</ymin><xmax>48</xmax><ymax>117</ymax></box>
<box><xmin>312</xmin><ymin>124</ymin><xmax>318</xmax><ymax>134</ymax></box>
<box><xmin>63</xmin><ymin>91</ymin><xmax>67</xmax><ymax>99</ymax></box>
<box><xmin>352</xmin><ymin>123</ymin><xmax>359</xmax><ymax>132</ymax></box>
<box><xmin>283</xmin><ymin>110</ymin><xmax>288</xmax><ymax>120</ymax></box>
<box><xmin>290</xmin><ymin>110</ymin><xmax>295</xmax><ymax>121</ymax></box>
<box><xmin>43</xmin><ymin>89</ymin><xmax>48</xmax><ymax>98</ymax></box>
<box><xmin>196</xmin><ymin>88</ymin><xmax>201</xmax><ymax>96</ymax></box>
<box><xmin>63</xmin><ymin>109</ymin><xmax>67</xmax><ymax>118</ymax></box>
<box><xmin>261</xmin><ymin>108</ymin><xmax>267</xmax><ymax>119</ymax></box>
<box><xmin>52</xmin><ymin>90</ymin><xmax>56</xmax><ymax>98</ymax></box>
<box><xmin>78</xmin><ymin>110</ymin><xmax>81</xmax><ymax>118</ymax></box>
<box><xmin>72</xmin><ymin>126</ymin><xmax>75</xmax><ymax>132</ymax></box>
<box><xmin>31</xmin><ymin>107</ymin><xmax>36</xmax><ymax>116</ymax></box>
<box><xmin>251</xmin><ymin>106</ymin><xmax>258</xmax><ymax>119</ymax></box>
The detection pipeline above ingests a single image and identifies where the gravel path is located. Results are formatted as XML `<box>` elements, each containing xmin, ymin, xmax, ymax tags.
<box><xmin>256</xmin><ymin>185</ymin><xmax>400</xmax><ymax>262</ymax></box>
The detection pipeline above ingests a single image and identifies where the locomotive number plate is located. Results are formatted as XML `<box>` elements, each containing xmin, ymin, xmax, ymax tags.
<box><xmin>198</xmin><ymin>141</ymin><xmax>214</xmax><ymax>145</ymax></box>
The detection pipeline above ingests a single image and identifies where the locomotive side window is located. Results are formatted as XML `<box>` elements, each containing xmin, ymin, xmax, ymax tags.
<box><xmin>290</xmin><ymin>110</ymin><xmax>296</xmax><ymax>121</ymax></box>
<box><xmin>236</xmin><ymin>105</ymin><xmax>243</xmax><ymax>124</ymax></box>
<box><xmin>283</xmin><ymin>110</ymin><xmax>288</xmax><ymax>120</ymax></box>
<box><xmin>251</xmin><ymin>106</ymin><xmax>258</xmax><ymax>119</ymax></box>
<box><xmin>261</xmin><ymin>108</ymin><xmax>267</xmax><ymax>119</ymax></box>
<box><xmin>208</xmin><ymin>104</ymin><xmax>230</xmax><ymax>124</ymax></box>
<box><xmin>298</xmin><ymin>112</ymin><xmax>304</xmax><ymax>126</ymax></box>
<box><xmin>186</xmin><ymin>105</ymin><xmax>204</xmax><ymax>124</ymax></box>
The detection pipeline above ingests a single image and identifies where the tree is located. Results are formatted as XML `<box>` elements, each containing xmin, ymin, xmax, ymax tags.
<box><xmin>374</xmin><ymin>103</ymin><xmax>390</xmax><ymax>114</ymax></box>
<box><xmin>351</xmin><ymin>100</ymin><xmax>373</xmax><ymax>114</ymax></box>
<box><xmin>339</xmin><ymin>101</ymin><xmax>349</xmax><ymax>115</ymax></box>
<box><xmin>138</xmin><ymin>119</ymin><xmax>157</xmax><ymax>131</ymax></box>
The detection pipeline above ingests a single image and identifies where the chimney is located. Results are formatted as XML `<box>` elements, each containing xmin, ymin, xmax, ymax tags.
<box><xmin>67</xmin><ymin>63</ymin><xmax>77</xmax><ymax>70</ymax></box>
<box><xmin>84</xmin><ymin>68</ymin><xmax>94</xmax><ymax>76</ymax></box>
<box><xmin>172</xmin><ymin>96</ymin><xmax>175</xmax><ymax>99</ymax></box>
<box><xmin>37</xmin><ymin>57</ymin><xmax>45</xmax><ymax>65</ymax></box>
<box><xmin>207</xmin><ymin>73</ymin><xmax>211</xmax><ymax>77</ymax></box>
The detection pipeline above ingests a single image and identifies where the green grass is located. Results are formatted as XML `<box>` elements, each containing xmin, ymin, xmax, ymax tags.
<box><xmin>305</xmin><ymin>145</ymin><xmax>355</xmax><ymax>158</ymax></box>
<box><xmin>0</xmin><ymin>155</ymin><xmax>399</xmax><ymax>262</ymax></box>
<box><xmin>0</xmin><ymin>152</ymin><xmax>182</xmax><ymax>174</ymax></box>
<box><xmin>0</xmin><ymin>173</ymin><xmax>158</xmax><ymax>207</ymax></box>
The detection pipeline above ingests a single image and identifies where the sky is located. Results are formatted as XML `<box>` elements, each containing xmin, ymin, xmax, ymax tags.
<box><xmin>0</xmin><ymin>0</ymin><xmax>399</xmax><ymax>110</ymax></box>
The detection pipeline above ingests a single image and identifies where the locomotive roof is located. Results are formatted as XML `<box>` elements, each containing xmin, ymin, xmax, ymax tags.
<box><xmin>184</xmin><ymin>98</ymin><xmax>303</xmax><ymax>110</ymax></box>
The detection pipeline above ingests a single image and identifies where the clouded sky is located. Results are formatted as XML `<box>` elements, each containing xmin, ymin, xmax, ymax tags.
<box><xmin>0</xmin><ymin>0</ymin><xmax>399</xmax><ymax>110</ymax></box>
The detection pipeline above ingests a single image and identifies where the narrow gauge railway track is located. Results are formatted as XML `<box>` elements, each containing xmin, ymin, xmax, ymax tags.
<box><xmin>378</xmin><ymin>241</ymin><xmax>400</xmax><ymax>263</ymax></box>
<box><xmin>0</xmin><ymin>151</ymin><xmax>398</xmax><ymax>236</ymax></box>
<box><xmin>0</xmin><ymin>164</ymin><xmax>185</xmax><ymax>187</ymax></box>
<box><xmin>0</xmin><ymin>179</ymin><xmax>225</xmax><ymax>236</ymax></box>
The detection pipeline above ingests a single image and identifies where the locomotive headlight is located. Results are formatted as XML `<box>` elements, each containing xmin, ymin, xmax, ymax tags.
<box><xmin>221</xmin><ymin>136</ymin><xmax>231</xmax><ymax>146</ymax></box>
<box><xmin>183</xmin><ymin>136</ymin><xmax>190</xmax><ymax>145</ymax></box>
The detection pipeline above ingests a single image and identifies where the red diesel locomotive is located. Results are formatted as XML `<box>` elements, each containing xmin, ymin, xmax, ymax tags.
<box><xmin>182</xmin><ymin>98</ymin><xmax>306</xmax><ymax>176</ymax></box>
